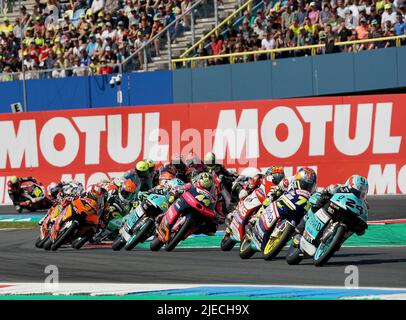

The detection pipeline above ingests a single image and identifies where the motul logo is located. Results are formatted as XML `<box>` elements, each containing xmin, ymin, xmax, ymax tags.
<box><xmin>0</xmin><ymin>95</ymin><xmax>405</xmax><ymax>200</ymax></box>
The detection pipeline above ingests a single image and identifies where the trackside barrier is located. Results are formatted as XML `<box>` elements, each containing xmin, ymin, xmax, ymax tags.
<box><xmin>0</xmin><ymin>93</ymin><xmax>406</xmax><ymax>204</ymax></box>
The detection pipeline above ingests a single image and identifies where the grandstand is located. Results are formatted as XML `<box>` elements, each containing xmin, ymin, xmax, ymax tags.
<box><xmin>0</xmin><ymin>0</ymin><xmax>405</xmax><ymax>80</ymax></box>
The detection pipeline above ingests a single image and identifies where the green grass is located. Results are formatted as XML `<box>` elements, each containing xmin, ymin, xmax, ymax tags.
<box><xmin>0</xmin><ymin>222</ymin><xmax>37</xmax><ymax>229</ymax></box>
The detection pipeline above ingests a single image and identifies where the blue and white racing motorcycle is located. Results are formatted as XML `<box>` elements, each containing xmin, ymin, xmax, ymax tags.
<box><xmin>285</xmin><ymin>191</ymin><xmax>368</xmax><ymax>266</ymax></box>
<box><xmin>112</xmin><ymin>179</ymin><xmax>184</xmax><ymax>251</ymax></box>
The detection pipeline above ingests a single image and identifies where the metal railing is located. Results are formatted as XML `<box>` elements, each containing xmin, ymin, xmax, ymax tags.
<box><xmin>121</xmin><ymin>0</ymin><xmax>219</xmax><ymax>72</ymax></box>
<box><xmin>0</xmin><ymin>63</ymin><xmax>120</xmax><ymax>82</ymax></box>
<box><xmin>172</xmin><ymin>35</ymin><xmax>406</xmax><ymax>69</ymax></box>
<box><xmin>180</xmin><ymin>0</ymin><xmax>254</xmax><ymax>59</ymax></box>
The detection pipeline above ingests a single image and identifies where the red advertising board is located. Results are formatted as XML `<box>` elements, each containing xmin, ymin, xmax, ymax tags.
<box><xmin>1</xmin><ymin>94</ymin><xmax>405</xmax><ymax>203</ymax></box>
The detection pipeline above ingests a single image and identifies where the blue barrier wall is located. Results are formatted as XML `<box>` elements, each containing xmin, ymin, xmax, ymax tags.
<box><xmin>1</xmin><ymin>47</ymin><xmax>405</xmax><ymax>113</ymax></box>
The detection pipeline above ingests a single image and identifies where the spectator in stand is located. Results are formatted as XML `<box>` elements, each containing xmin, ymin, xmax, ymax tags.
<box><xmin>1</xmin><ymin>0</ymin><xmax>406</xmax><ymax>78</ymax></box>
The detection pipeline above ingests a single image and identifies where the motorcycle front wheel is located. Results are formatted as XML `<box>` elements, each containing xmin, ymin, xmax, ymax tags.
<box><xmin>220</xmin><ymin>232</ymin><xmax>237</xmax><ymax>251</ymax></box>
<box><xmin>313</xmin><ymin>225</ymin><xmax>346</xmax><ymax>267</ymax></box>
<box><xmin>263</xmin><ymin>221</ymin><xmax>295</xmax><ymax>261</ymax></box>
<box><xmin>125</xmin><ymin>218</ymin><xmax>155</xmax><ymax>251</ymax></box>
<box><xmin>165</xmin><ymin>215</ymin><xmax>194</xmax><ymax>252</ymax></box>
<box><xmin>239</xmin><ymin>237</ymin><xmax>255</xmax><ymax>259</ymax></box>
<box><xmin>35</xmin><ymin>235</ymin><xmax>48</xmax><ymax>248</ymax></box>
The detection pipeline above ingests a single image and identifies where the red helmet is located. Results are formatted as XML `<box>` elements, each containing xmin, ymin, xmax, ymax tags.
<box><xmin>159</xmin><ymin>171</ymin><xmax>175</xmax><ymax>186</ymax></box>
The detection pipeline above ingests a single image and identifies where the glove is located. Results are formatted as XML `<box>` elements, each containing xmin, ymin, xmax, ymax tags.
<box><xmin>313</xmin><ymin>193</ymin><xmax>331</xmax><ymax>210</ymax></box>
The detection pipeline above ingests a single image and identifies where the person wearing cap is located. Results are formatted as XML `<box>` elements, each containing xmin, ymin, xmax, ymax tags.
<box><xmin>308</xmin><ymin>2</ymin><xmax>320</xmax><ymax>25</ymax></box>
<box><xmin>344</xmin><ymin>8</ymin><xmax>357</xmax><ymax>30</ymax></box>
<box><xmin>150</xmin><ymin>17</ymin><xmax>163</xmax><ymax>56</ymax></box>
<box><xmin>33</xmin><ymin>15</ymin><xmax>46</xmax><ymax>37</ymax></box>
<box><xmin>381</xmin><ymin>3</ymin><xmax>397</xmax><ymax>28</ymax></box>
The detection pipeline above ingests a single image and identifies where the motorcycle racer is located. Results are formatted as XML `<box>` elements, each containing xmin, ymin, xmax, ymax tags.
<box><xmin>156</xmin><ymin>154</ymin><xmax>187</xmax><ymax>183</ymax></box>
<box><xmin>123</xmin><ymin>160</ymin><xmax>152</xmax><ymax>191</ymax></box>
<box><xmin>184</xmin><ymin>152</ymin><xmax>209</xmax><ymax>182</ymax></box>
<box><xmin>238</xmin><ymin>166</ymin><xmax>285</xmax><ymax>201</ymax></box>
<box><xmin>8</xmin><ymin>176</ymin><xmax>51</xmax><ymax>212</ymax></box>
<box><xmin>204</xmin><ymin>152</ymin><xmax>238</xmax><ymax>193</ymax></box>
<box><xmin>310</xmin><ymin>174</ymin><xmax>369</xmax><ymax>235</ymax></box>
<box><xmin>249</xmin><ymin>167</ymin><xmax>317</xmax><ymax>227</ymax></box>
<box><xmin>8</xmin><ymin>176</ymin><xmax>38</xmax><ymax>208</ymax></box>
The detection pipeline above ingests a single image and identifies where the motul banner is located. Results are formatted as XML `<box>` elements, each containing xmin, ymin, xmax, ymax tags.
<box><xmin>0</xmin><ymin>94</ymin><xmax>405</xmax><ymax>204</ymax></box>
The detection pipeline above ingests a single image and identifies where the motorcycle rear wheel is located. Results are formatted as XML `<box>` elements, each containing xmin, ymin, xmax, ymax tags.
<box><xmin>239</xmin><ymin>237</ymin><xmax>255</xmax><ymax>259</ymax></box>
<box><xmin>150</xmin><ymin>236</ymin><xmax>164</xmax><ymax>251</ymax></box>
<box><xmin>165</xmin><ymin>215</ymin><xmax>194</xmax><ymax>252</ymax></box>
<box><xmin>220</xmin><ymin>232</ymin><xmax>237</xmax><ymax>251</ymax></box>
<box><xmin>51</xmin><ymin>221</ymin><xmax>78</xmax><ymax>251</ymax></box>
<box><xmin>125</xmin><ymin>218</ymin><xmax>155</xmax><ymax>251</ymax></box>
<box><xmin>263</xmin><ymin>221</ymin><xmax>294</xmax><ymax>261</ymax></box>
<box><xmin>313</xmin><ymin>225</ymin><xmax>346</xmax><ymax>267</ymax></box>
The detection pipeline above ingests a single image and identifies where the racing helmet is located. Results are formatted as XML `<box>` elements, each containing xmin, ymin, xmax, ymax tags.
<box><xmin>294</xmin><ymin>167</ymin><xmax>317</xmax><ymax>193</ymax></box>
<box><xmin>86</xmin><ymin>184</ymin><xmax>104</xmax><ymax>201</ymax></box>
<box><xmin>144</xmin><ymin>159</ymin><xmax>155</xmax><ymax>173</ymax></box>
<box><xmin>135</xmin><ymin>160</ymin><xmax>149</xmax><ymax>178</ymax></box>
<box><xmin>9</xmin><ymin>176</ymin><xmax>20</xmax><ymax>187</ymax></box>
<box><xmin>119</xmin><ymin>179</ymin><xmax>137</xmax><ymax>203</ymax></box>
<box><xmin>168</xmin><ymin>178</ymin><xmax>185</xmax><ymax>189</ymax></box>
<box><xmin>197</xmin><ymin>172</ymin><xmax>213</xmax><ymax>191</ymax></box>
<box><xmin>345</xmin><ymin>175</ymin><xmax>369</xmax><ymax>200</ymax></box>
<box><xmin>265</xmin><ymin>166</ymin><xmax>285</xmax><ymax>185</ymax></box>
<box><xmin>158</xmin><ymin>171</ymin><xmax>175</xmax><ymax>186</ymax></box>
<box><xmin>204</xmin><ymin>152</ymin><xmax>217</xmax><ymax>170</ymax></box>
<box><xmin>47</xmin><ymin>182</ymin><xmax>60</xmax><ymax>198</ymax></box>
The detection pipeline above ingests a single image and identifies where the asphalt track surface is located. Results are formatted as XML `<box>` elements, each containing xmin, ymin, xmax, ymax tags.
<box><xmin>1</xmin><ymin>195</ymin><xmax>406</xmax><ymax>220</ymax></box>
<box><xmin>0</xmin><ymin>197</ymin><xmax>405</xmax><ymax>288</ymax></box>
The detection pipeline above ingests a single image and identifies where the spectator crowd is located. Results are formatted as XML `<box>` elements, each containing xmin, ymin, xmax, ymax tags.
<box><xmin>0</xmin><ymin>0</ymin><xmax>196</xmax><ymax>80</ymax></box>
<box><xmin>202</xmin><ymin>0</ymin><xmax>406</xmax><ymax>66</ymax></box>
<box><xmin>0</xmin><ymin>0</ymin><xmax>405</xmax><ymax>79</ymax></box>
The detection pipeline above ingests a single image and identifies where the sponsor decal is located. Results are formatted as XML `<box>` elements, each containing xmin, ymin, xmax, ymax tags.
<box><xmin>0</xmin><ymin>94</ymin><xmax>405</xmax><ymax>203</ymax></box>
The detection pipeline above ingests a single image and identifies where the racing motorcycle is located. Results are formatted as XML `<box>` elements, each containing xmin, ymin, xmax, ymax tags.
<box><xmin>112</xmin><ymin>193</ymin><xmax>170</xmax><ymax>251</ymax></box>
<box><xmin>239</xmin><ymin>189</ymin><xmax>311</xmax><ymax>260</ymax></box>
<box><xmin>220</xmin><ymin>187</ymin><xmax>266</xmax><ymax>251</ymax></box>
<box><xmin>12</xmin><ymin>181</ymin><xmax>51</xmax><ymax>213</ymax></box>
<box><xmin>285</xmin><ymin>192</ymin><xmax>368</xmax><ymax>266</ymax></box>
<box><xmin>35</xmin><ymin>203</ymin><xmax>62</xmax><ymax>248</ymax></box>
<box><xmin>150</xmin><ymin>185</ymin><xmax>216</xmax><ymax>252</ymax></box>
<box><xmin>112</xmin><ymin>178</ymin><xmax>184</xmax><ymax>251</ymax></box>
<box><xmin>43</xmin><ymin>196</ymin><xmax>100</xmax><ymax>251</ymax></box>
